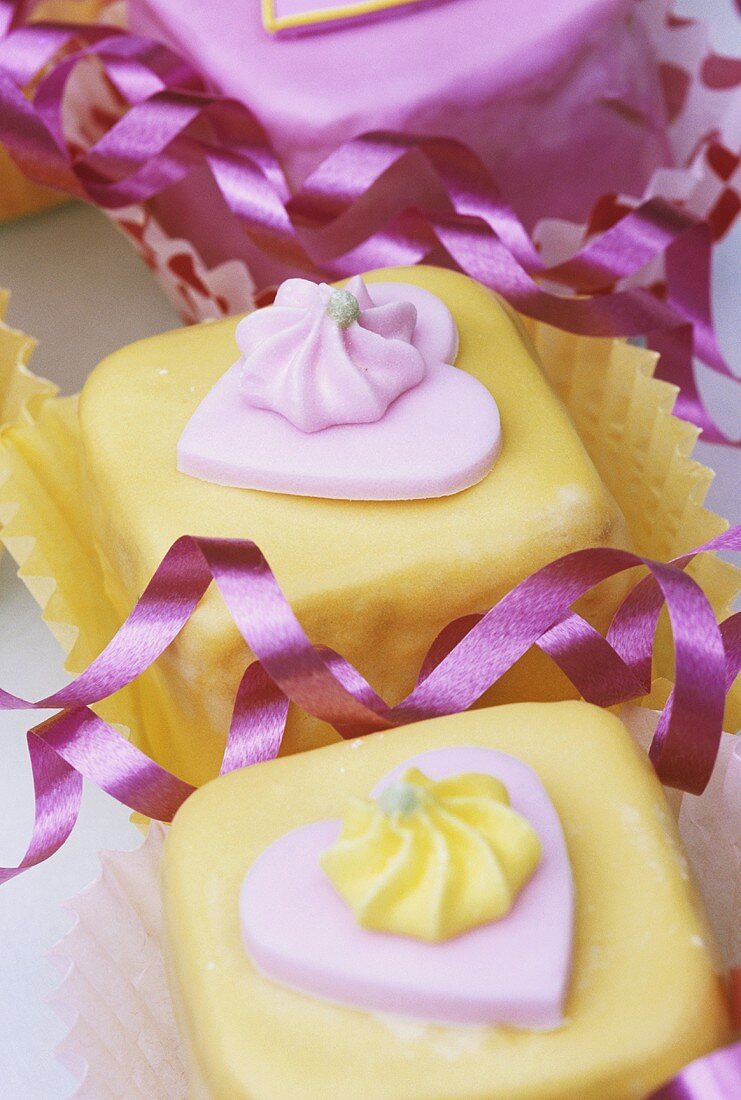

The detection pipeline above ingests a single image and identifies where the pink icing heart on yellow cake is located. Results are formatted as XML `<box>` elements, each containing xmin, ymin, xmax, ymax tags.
<box><xmin>177</xmin><ymin>277</ymin><xmax>501</xmax><ymax>500</ymax></box>
<box><xmin>240</xmin><ymin>746</ymin><xmax>574</xmax><ymax>1027</ymax></box>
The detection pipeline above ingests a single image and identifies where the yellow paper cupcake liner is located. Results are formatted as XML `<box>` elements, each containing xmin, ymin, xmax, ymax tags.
<box><xmin>518</xmin><ymin>316</ymin><xmax>739</xmax><ymax>721</ymax></box>
<box><xmin>0</xmin><ymin>295</ymin><xmax>738</xmax><ymax>788</ymax></box>
<box><xmin>0</xmin><ymin>296</ymin><xmax>145</xmax><ymax>735</ymax></box>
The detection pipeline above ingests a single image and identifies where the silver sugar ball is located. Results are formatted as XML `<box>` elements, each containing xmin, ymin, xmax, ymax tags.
<box><xmin>326</xmin><ymin>288</ymin><xmax>360</xmax><ymax>328</ymax></box>
<box><xmin>378</xmin><ymin>781</ymin><xmax>421</xmax><ymax>817</ymax></box>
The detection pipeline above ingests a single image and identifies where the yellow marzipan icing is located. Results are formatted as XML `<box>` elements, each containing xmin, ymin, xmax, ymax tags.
<box><xmin>321</xmin><ymin>767</ymin><xmax>541</xmax><ymax>941</ymax></box>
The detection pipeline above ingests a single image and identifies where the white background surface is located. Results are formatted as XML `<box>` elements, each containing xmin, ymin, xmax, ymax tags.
<box><xmin>0</xmin><ymin>2</ymin><xmax>739</xmax><ymax>1096</ymax></box>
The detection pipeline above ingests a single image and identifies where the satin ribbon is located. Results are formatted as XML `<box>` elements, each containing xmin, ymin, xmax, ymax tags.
<box><xmin>647</xmin><ymin>1043</ymin><xmax>741</xmax><ymax>1099</ymax></box>
<box><xmin>0</xmin><ymin>0</ymin><xmax>26</xmax><ymax>36</ymax></box>
<box><xmin>1</xmin><ymin>525</ymin><xmax>738</xmax><ymax>889</ymax></box>
<box><xmin>0</xmin><ymin>16</ymin><xmax>737</xmax><ymax>444</ymax></box>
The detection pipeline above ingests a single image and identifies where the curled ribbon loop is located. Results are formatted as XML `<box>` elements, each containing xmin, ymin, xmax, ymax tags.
<box><xmin>646</xmin><ymin>1042</ymin><xmax>741</xmax><ymax>1099</ymax></box>
<box><xmin>0</xmin><ymin>15</ymin><xmax>738</xmax><ymax>443</ymax></box>
<box><xmin>1</xmin><ymin>526</ymin><xmax>739</xmax><ymax>888</ymax></box>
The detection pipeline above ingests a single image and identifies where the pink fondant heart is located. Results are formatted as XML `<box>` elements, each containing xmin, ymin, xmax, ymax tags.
<box><xmin>240</xmin><ymin>747</ymin><xmax>574</xmax><ymax>1027</ymax></box>
<box><xmin>177</xmin><ymin>282</ymin><xmax>501</xmax><ymax>501</ymax></box>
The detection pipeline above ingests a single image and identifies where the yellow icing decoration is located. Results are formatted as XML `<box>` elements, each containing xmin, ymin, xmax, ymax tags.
<box><xmin>261</xmin><ymin>0</ymin><xmax>430</xmax><ymax>37</ymax></box>
<box><xmin>320</xmin><ymin>767</ymin><xmax>541</xmax><ymax>942</ymax></box>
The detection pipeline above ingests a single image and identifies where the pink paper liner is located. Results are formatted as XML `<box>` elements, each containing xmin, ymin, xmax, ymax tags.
<box><xmin>49</xmin><ymin>709</ymin><xmax>739</xmax><ymax>1097</ymax></box>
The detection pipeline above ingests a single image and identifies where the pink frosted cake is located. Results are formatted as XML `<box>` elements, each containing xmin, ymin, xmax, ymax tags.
<box><xmin>129</xmin><ymin>0</ymin><xmax>671</xmax><ymax>283</ymax></box>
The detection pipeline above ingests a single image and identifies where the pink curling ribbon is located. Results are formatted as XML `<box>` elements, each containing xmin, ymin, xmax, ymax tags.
<box><xmin>647</xmin><ymin>1043</ymin><xmax>741</xmax><ymax>1099</ymax></box>
<box><xmin>0</xmin><ymin>0</ymin><xmax>26</xmax><ymax>36</ymax></box>
<box><xmin>0</xmin><ymin>525</ymin><xmax>738</xmax><ymax>888</ymax></box>
<box><xmin>0</xmin><ymin>15</ymin><xmax>738</xmax><ymax>443</ymax></box>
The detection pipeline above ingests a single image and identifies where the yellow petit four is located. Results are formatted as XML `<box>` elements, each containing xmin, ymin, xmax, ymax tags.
<box><xmin>163</xmin><ymin>702</ymin><xmax>732</xmax><ymax>1099</ymax></box>
<box><xmin>79</xmin><ymin>267</ymin><xmax>629</xmax><ymax>784</ymax></box>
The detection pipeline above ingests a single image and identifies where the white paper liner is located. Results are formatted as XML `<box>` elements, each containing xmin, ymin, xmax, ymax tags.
<box><xmin>49</xmin><ymin>823</ymin><xmax>188</xmax><ymax>1098</ymax></box>
<box><xmin>619</xmin><ymin>704</ymin><xmax>741</xmax><ymax>972</ymax></box>
<box><xmin>49</xmin><ymin>709</ymin><xmax>740</xmax><ymax>1097</ymax></box>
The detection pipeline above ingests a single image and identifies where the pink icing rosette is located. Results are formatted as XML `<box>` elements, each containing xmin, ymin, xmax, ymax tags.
<box><xmin>177</xmin><ymin>277</ymin><xmax>499</xmax><ymax>500</ymax></box>
<box><xmin>237</xmin><ymin>276</ymin><xmax>426</xmax><ymax>432</ymax></box>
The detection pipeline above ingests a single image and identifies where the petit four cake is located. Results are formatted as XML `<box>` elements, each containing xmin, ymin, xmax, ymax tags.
<box><xmin>163</xmin><ymin>702</ymin><xmax>733</xmax><ymax>1098</ymax></box>
<box><xmin>129</xmin><ymin>0</ymin><xmax>671</xmax><ymax>284</ymax></box>
<box><xmin>79</xmin><ymin>265</ymin><xmax>630</xmax><ymax>784</ymax></box>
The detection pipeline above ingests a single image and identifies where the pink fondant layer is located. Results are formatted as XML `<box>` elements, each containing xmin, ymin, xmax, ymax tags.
<box><xmin>130</xmin><ymin>0</ymin><xmax>672</xmax><ymax>243</ymax></box>
<box><xmin>240</xmin><ymin>747</ymin><xmax>574</xmax><ymax>1027</ymax></box>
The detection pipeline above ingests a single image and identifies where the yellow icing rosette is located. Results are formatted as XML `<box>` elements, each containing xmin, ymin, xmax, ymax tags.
<box><xmin>321</xmin><ymin>767</ymin><xmax>541</xmax><ymax>942</ymax></box>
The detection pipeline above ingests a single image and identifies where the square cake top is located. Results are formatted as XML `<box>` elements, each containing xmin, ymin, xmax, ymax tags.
<box><xmin>79</xmin><ymin>265</ymin><xmax>625</xmax><ymax>609</ymax></box>
<box><xmin>163</xmin><ymin>702</ymin><xmax>731</xmax><ymax>1099</ymax></box>
<box><xmin>130</xmin><ymin>0</ymin><xmax>630</xmax><ymax>128</ymax></box>
<box><xmin>128</xmin><ymin>0</ymin><xmax>644</xmax><ymax>181</ymax></box>
<box><xmin>78</xmin><ymin>265</ymin><xmax>630</xmax><ymax>784</ymax></box>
